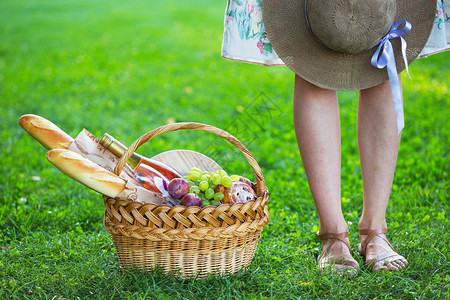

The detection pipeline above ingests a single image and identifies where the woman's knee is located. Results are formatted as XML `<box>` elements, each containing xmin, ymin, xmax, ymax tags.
<box><xmin>294</xmin><ymin>75</ymin><xmax>337</xmax><ymax>103</ymax></box>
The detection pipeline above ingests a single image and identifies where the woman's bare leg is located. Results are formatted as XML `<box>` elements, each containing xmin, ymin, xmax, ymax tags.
<box><xmin>357</xmin><ymin>76</ymin><xmax>408</xmax><ymax>271</ymax></box>
<box><xmin>293</xmin><ymin>75</ymin><xmax>358</xmax><ymax>273</ymax></box>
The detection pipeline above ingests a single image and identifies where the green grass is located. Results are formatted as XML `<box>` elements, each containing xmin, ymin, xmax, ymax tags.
<box><xmin>1</xmin><ymin>0</ymin><xmax>449</xmax><ymax>299</ymax></box>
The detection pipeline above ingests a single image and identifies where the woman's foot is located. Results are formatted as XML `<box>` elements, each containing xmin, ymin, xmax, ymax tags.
<box><xmin>358</xmin><ymin>227</ymin><xmax>408</xmax><ymax>272</ymax></box>
<box><xmin>317</xmin><ymin>232</ymin><xmax>359</xmax><ymax>276</ymax></box>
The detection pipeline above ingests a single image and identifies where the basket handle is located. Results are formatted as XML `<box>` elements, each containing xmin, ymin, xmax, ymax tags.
<box><xmin>114</xmin><ymin>122</ymin><xmax>268</xmax><ymax>197</ymax></box>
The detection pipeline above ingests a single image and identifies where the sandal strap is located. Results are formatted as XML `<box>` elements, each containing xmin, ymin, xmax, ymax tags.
<box><xmin>359</xmin><ymin>227</ymin><xmax>394</xmax><ymax>255</ymax></box>
<box><xmin>317</xmin><ymin>231</ymin><xmax>359</xmax><ymax>273</ymax></box>
<box><xmin>317</xmin><ymin>231</ymin><xmax>351</xmax><ymax>252</ymax></box>
<box><xmin>359</xmin><ymin>227</ymin><xmax>387</xmax><ymax>236</ymax></box>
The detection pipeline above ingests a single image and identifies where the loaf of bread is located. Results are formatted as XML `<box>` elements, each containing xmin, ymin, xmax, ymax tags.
<box><xmin>19</xmin><ymin>114</ymin><xmax>74</xmax><ymax>150</ymax></box>
<box><xmin>46</xmin><ymin>149</ymin><xmax>126</xmax><ymax>198</ymax></box>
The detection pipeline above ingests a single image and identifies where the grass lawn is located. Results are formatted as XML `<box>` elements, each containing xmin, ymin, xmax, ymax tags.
<box><xmin>1</xmin><ymin>1</ymin><xmax>449</xmax><ymax>299</ymax></box>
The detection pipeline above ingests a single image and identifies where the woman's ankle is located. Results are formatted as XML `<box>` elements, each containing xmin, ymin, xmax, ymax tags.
<box><xmin>318</xmin><ymin>220</ymin><xmax>348</xmax><ymax>235</ymax></box>
<box><xmin>358</xmin><ymin>217</ymin><xmax>387</xmax><ymax>231</ymax></box>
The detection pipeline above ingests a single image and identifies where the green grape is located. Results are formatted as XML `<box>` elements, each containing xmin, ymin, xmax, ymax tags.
<box><xmin>214</xmin><ymin>192</ymin><xmax>224</xmax><ymax>201</ymax></box>
<box><xmin>194</xmin><ymin>180</ymin><xmax>201</xmax><ymax>186</ymax></box>
<box><xmin>190</xmin><ymin>167</ymin><xmax>202</xmax><ymax>174</ymax></box>
<box><xmin>190</xmin><ymin>186</ymin><xmax>200</xmax><ymax>194</ymax></box>
<box><xmin>199</xmin><ymin>180</ymin><xmax>209</xmax><ymax>191</ymax></box>
<box><xmin>201</xmin><ymin>200</ymin><xmax>209</xmax><ymax>207</ymax></box>
<box><xmin>207</xmin><ymin>177</ymin><xmax>214</xmax><ymax>186</ymax></box>
<box><xmin>205</xmin><ymin>188</ymin><xmax>215</xmax><ymax>199</ymax></box>
<box><xmin>217</xmin><ymin>170</ymin><xmax>228</xmax><ymax>178</ymax></box>
<box><xmin>220</xmin><ymin>176</ymin><xmax>233</xmax><ymax>188</ymax></box>
<box><xmin>188</xmin><ymin>171</ymin><xmax>201</xmax><ymax>181</ymax></box>
<box><xmin>187</xmin><ymin>180</ymin><xmax>195</xmax><ymax>187</ymax></box>
<box><xmin>183</xmin><ymin>176</ymin><xmax>190</xmax><ymax>180</ymax></box>
<box><xmin>200</xmin><ymin>174</ymin><xmax>210</xmax><ymax>182</ymax></box>
<box><xmin>210</xmin><ymin>200</ymin><xmax>220</xmax><ymax>206</ymax></box>
<box><xmin>230</xmin><ymin>175</ymin><xmax>240</xmax><ymax>181</ymax></box>
<box><xmin>211</xmin><ymin>174</ymin><xmax>221</xmax><ymax>185</ymax></box>
<box><xmin>209</xmin><ymin>184</ymin><xmax>217</xmax><ymax>192</ymax></box>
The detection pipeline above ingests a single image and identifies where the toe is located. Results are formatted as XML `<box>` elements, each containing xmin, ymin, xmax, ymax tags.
<box><xmin>387</xmin><ymin>256</ymin><xmax>408</xmax><ymax>271</ymax></box>
<box><xmin>396</xmin><ymin>260</ymin><xmax>405</xmax><ymax>268</ymax></box>
<box><xmin>388</xmin><ymin>260</ymin><xmax>400</xmax><ymax>271</ymax></box>
<box><xmin>372</xmin><ymin>260</ymin><xmax>388</xmax><ymax>272</ymax></box>
<box><xmin>383</xmin><ymin>260</ymin><xmax>396</xmax><ymax>271</ymax></box>
<box><xmin>376</xmin><ymin>264</ymin><xmax>388</xmax><ymax>272</ymax></box>
<box><xmin>395</xmin><ymin>259</ymin><xmax>405</xmax><ymax>268</ymax></box>
<box><xmin>397</xmin><ymin>258</ymin><xmax>408</xmax><ymax>270</ymax></box>
<box><xmin>393</xmin><ymin>256</ymin><xmax>408</xmax><ymax>269</ymax></box>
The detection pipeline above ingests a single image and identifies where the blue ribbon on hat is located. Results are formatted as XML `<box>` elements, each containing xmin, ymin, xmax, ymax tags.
<box><xmin>371</xmin><ymin>20</ymin><xmax>412</xmax><ymax>134</ymax></box>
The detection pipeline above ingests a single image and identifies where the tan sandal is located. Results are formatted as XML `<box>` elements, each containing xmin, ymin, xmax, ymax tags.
<box><xmin>358</xmin><ymin>227</ymin><xmax>408</xmax><ymax>272</ymax></box>
<box><xmin>317</xmin><ymin>232</ymin><xmax>359</xmax><ymax>276</ymax></box>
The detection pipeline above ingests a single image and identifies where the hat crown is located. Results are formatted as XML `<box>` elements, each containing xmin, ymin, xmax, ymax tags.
<box><xmin>306</xmin><ymin>0</ymin><xmax>396</xmax><ymax>54</ymax></box>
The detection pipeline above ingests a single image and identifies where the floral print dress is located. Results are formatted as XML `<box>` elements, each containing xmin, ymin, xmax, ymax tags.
<box><xmin>221</xmin><ymin>0</ymin><xmax>283</xmax><ymax>66</ymax></box>
<box><xmin>420</xmin><ymin>0</ymin><xmax>450</xmax><ymax>57</ymax></box>
<box><xmin>221</xmin><ymin>0</ymin><xmax>450</xmax><ymax>66</ymax></box>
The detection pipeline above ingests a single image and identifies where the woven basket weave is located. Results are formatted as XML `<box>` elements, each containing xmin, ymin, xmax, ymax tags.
<box><xmin>103</xmin><ymin>122</ymin><xmax>269</xmax><ymax>278</ymax></box>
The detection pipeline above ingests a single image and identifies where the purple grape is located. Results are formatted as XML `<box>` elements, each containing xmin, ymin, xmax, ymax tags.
<box><xmin>167</xmin><ymin>178</ymin><xmax>190</xmax><ymax>199</ymax></box>
<box><xmin>180</xmin><ymin>193</ymin><xmax>202</xmax><ymax>207</ymax></box>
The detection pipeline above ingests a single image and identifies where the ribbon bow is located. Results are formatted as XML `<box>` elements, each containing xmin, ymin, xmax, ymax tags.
<box><xmin>371</xmin><ymin>20</ymin><xmax>412</xmax><ymax>134</ymax></box>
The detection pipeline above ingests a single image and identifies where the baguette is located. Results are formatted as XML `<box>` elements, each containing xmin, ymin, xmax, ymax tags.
<box><xmin>46</xmin><ymin>149</ymin><xmax>126</xmax><ymax>198</ymax></box>
<box><xmin>19</xmin><ymin>114</ymin><xmax>74</xmax><ymax>150</ymax></box>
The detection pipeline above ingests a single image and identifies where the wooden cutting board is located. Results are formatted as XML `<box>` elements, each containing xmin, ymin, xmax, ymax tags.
<box><xmin>151</xmin><ymin>149</ymin><xmax>222</xmax><ymax>176</ymax></box>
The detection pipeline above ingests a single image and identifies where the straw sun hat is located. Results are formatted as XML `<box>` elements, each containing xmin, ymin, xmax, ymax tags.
<box><xmin>262</xmin><ymin>0</ymin><xmax>436</xmax><ymax>91</ymax></box>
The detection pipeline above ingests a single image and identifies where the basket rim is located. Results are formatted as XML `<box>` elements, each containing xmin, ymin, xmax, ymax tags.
<box><xmin>103</xmin><ymin>192</ymin><xmax>269</xmax><ymax>241</ymax></box>
<box><xmin>113</xmin><ymin>122</ymin><xmax>269</xmax><ymax>197</ymax></box>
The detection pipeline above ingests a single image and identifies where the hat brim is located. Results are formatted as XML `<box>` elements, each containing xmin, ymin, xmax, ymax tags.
<box><xmin>262</xmin><ymin>0</ymin><xmax>436</xmax><ymax>90</ymax></box>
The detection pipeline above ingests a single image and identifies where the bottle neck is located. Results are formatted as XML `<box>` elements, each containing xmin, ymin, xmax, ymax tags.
<box><xmin>99</xmin><ymin>133</ymin><xmax>141</xmax><ymax>168</ymax></box>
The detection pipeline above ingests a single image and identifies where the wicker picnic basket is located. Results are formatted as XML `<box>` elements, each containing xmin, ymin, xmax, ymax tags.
<box><xmin>102</xmin><ymin>122</ymin><xmax>269</xmax><ymax>278</ymax></box>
